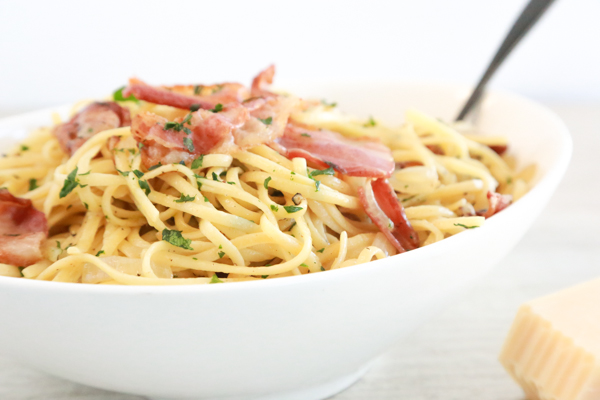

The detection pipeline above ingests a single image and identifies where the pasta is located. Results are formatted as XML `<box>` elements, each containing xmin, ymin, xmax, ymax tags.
<box><xmin>0</xmin><ymin>67</ymin><xmax>535</xmax><ymax>285</ymax></box>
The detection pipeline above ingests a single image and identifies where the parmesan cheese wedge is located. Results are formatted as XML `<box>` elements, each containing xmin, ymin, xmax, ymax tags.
<box><xmin>500</xmin><ymin>278</ymin><xmax>600</xmax><ymax>400</ymax></box>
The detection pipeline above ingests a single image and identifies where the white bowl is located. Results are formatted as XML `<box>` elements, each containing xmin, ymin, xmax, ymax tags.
<box><xmin>0</xmin><ymin>83</ymin><xmax>571</xmax><ymax>400</ymax></box>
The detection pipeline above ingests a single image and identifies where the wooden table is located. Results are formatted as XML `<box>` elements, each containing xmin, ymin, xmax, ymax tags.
<box><xmin>0</xmin><ymin>104</ymin><xmax>597</xmax><ymax>400</ymax></box>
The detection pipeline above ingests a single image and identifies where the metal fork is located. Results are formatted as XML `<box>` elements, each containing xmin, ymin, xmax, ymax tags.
<box><xmin>455</xmin><ymin>0</ymin><xmax>556</xmax><ymax>121</ymax></box>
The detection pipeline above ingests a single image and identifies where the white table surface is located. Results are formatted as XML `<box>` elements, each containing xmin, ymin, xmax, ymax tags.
<box><xmin>0</xmin><ymin>104</ymin><xmax>597</xmax><ymax>400</ymax></box>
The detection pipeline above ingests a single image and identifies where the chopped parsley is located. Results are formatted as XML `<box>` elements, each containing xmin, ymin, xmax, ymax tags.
<box><xmin>83</xmin><ymin>202</ymin><xmax>89</xmax><ymax>210</ymax></box>
<box><xmin>162</xmin><ymin>229</ymin><xmax>193</xmax><ymax>250</ymax></box>
<box><xmin>300</xmin><ymin>263</ymin><xmax>308</xmax><ymax>268</ymax></box>
<box><xmin>189</xmin><ymin>104</ymin><xmax>201</xmax><ymax>112</ymax></box>
<box><xmin>261</xmin><ymin>275</ymin><xmax>269</xmax><ymax>279</ymax></box>
<box><xmin>211</xmin><ymin>103</ymin><xmax>223</xmax><ymax>113</ymax></box>
<box><xmin>133</xmin><ymin>170</ymin><xmax>144</xmax><ymax>178</ymax></box>
<box><xmin>59</xmin><ymin>167</ymin><xmax>85</xmax><ymax>198</ymax></box>
<box><xmin>364</xmin><ymin>116</ymin><xmax>377</xmax><ymax>127</ymax></box>
<box><xmin>507</xmin><ymin>177</ymin><xmax>513</xmax><ymax>185</ymax></box>
<box><xmin>321</xmin><ymin>99</ymin><xmax>337</xmax><ymax>107</ymax></box>
<box><xmin>20</xmin><ymin>145</ymin><xmax>29</xmax><ymax>152</ymax></box>
<box><xmin>191</xmin><ymin>155</ymin><xmax>204</xmax><ymax>169</ymax></box>
<box><xmin>116</xmin><ymin>169</ymin><xmax>129</xmax><ymax>176</ymax></box>
<box><xmin>301</xmin><ymin>133</ymin><xmax>311</xmax><ymax>137</ymax></box>
<box><xmin>112</xmin><ymin>86</ymin><xmax>139</xmax><ymax>103</ymax></box>
<box><xmin>264</xmin><ymin>176</ymin><xmax>272</xmax><ymax>189</ymax></box>
<box><xmin>218</xmin><ymin>251</ymin><xmax>225</xmax><ymax>259</ymax></box>
<box><xmin>28</xmin><ymin>178</ymin><xmax>38</xmax><ymax>191</ymax></box>
<box><xmin>317</xmin><ymin>248</ymin><xmax>325</xmax><ymax>253</ymax></box>
<box><xmin>320</xmin><ymin>266</ymin><xmax>326</xmax><ymax>271</ymax></box>
<box><xmin>183</xmin><ymin>137</ymin><xmax>195</xmax><ymax>152</ymax></box>
<box><xmin>164</xmin><ymin>118</ymin><xmax>192</xmax><ymax>135</ymax></box>
<box><xmin>209</xmin><ymin>274</ymin><xmax>223</xmax><ymax>284</ymax></box>
<box><xmin>212</xmin><ymin>172</ymin><xmax>219</xmax><ymax>181</ymax></box>
<box><xmin>96</xmin><ymin>250</ymin><xmax>105</xmax><ymax>257</ymax></box>
<box><xmin>258</xmin><ymin>116</ymin><xmax>273</xmax><ymax>125</ymax></box>
<box><xmin>227</xmin><ymin>181</ymin><xmax>235</xmax><ymax>185</ymax></box>
<box><xmin>283</xmin><ymin>205</ymin><xmax>303</xmax><ymax>214</ymax></box>
<box><xmin>270</xmin><ymin>204</ymin><xmax>279</xmax><ymax>212</ymax></box>
<box><xmin>138</xmin><ymin>179</ymin><xmax>151</xmax><ymax>196</ymax></box>
<box><xmin>454</xmin><ymin>223</ymin><xmax>478</xmax><ymax>229</ymax></box>
<box><xmin>203</xmin><ymin>196</ymin><xmax>210</xmax><ymax>202</ymax></box>
<box><xmin>174</xmin><ymin>193</ymin><xmax>195</xmax><ymax>203</ymax></box>
<box><xmin>148</xmin><ymin>162</ymin><xmax>163</xmax><ymax>171</ymax></box>
<box><xmin>309</xmin><ymin>167</ymin><xmax>334</xmax><ymax>178</ymax></box>
<box><xmin>18</xmin><ymin>267</ymin><xmax>24</xmax><ymax>277</ymax></box>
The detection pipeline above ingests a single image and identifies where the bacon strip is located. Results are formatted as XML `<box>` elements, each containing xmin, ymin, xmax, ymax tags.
<box><xmin>274</xmin><ymin>123</ymin><xmax>395</xmax><ymax>178</ymax></box>
<box><xmin>358</xmin><ymin>179</ymin><xmax>419</xmax><ymax>253</ymax></box>
<box><xmin>478</xmin><ymin>191</ymin><xmax>512</xmax><ymax>218</ymax></box>
<box><xmin>251</xmin><ymin>64</ymin><xmax>276</xmax><ymax>97</ymax></box>
<box><xmin>489</xmin><ymin>144</ymin><xmax>508</xmax><ymax>155</ymax></box>
<box><xmin>132</xmin><ymin>97</ymin><xmax>296</xmax><ymax>168</ymax></box>
<box><xmin>123</xmin><ymin>79</ymin><xmax>215</xmax><ymax>110</ymax></box>
<box><xmin>53</xmin><ymin>102</ymin><xmax>130</xmax><ymax>155</ymax></box>
<box><xmin>0</xmin><ymin>189</ymin><xmax>48</xmax><ymax>267</ymax></box>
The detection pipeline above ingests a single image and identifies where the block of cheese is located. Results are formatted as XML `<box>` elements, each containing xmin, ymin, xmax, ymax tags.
<box><xmin>499</xmin><ymin>278</ymin><xmax>600</xmax><ymax>400</ymax></box>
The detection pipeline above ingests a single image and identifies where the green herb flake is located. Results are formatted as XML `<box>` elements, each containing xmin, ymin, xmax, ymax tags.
<box><xmin>301</xmin><ymin>133</ymin><xmax>311</xmax><ymax>137</ymax></box>
<box><xmin>116</xmin><ymin>169</ymin><xmax>130</xmax><ymax>177</ymax></box>
<box><xmin>20</xmin><ymin>145</ymin><xmax>29</xmax><ymax>152</ymax></box>
<box><xmin>364</xmin><ymin>116</ymin><xmax>377</xmax><ymax>127</ymax></box>
<box><xmin>113</xmin><ymin>86</ymin><xmax>139</xmax><ymax>103</ymax></box>
<box><xmin>138</xmin><ymin>142</ymin><xmax>144</xmax><ymax>149</ymax></box>
<box><xmin>191</xmin><ymin>155</ymin><xmax>204</xmax><ymax>169</ymax></box>
<box><xmin>258</xmin><ymin>116</ymin><xmax>273</xmax><ymax>125</ymax></box>
<box><xmin>270</xmin><ymin>204</ymin><xmax>279</xmax><ymax>212</ymax></box>
<box><xmin>174</xmin><ymin>193</ymin><xmax>195</xmax><ymax>203</ymax></box>
<box><xmin>321</xmin><ymin>99</ymin><xmax>337</xmax><ymax>107</ymax></box>
<box><xmin>320</xmin><ymin>266</ymin><xmax>326</xmax><ymax>271</ymax></box>
<box><xmin>148</xmin><ymin>162</ymin><xmax>163</xmax><ymax>171</ymax></box>
<box><xmin>317</xmin><ymin>248</ymin><xmax>325</xmax><ymax>253</ymax></box>
<box><xmin>283</xmin><ymin>205</ymin><xmax>303</xmax><ymax>214</ymax></box>
<box><xmin>218</xmin><ymin>251</ymin><xmax>225</xmax><ymax>259</ymax></box>
<box><xmin>83</xmin><ymin>202</ymin><xmax>89</xmax><ymax>210</ymax></box>
<box><xmin>211</xmin><ymin>103</ymin><xmax>224</xmax><ymax>113</ymax></box>
<box><xmin>189</xmin><ymin>104</ymin><xmax>201</xmax><ymax>112</ymax></box>
<box><xmin>300</xmin><ymin>263</ymin><xmax>308</xmax><ymax>268</ymax></box>
<box><xmin>309</xmin><ymin>167</ymin><xmax>334</xmax><ymax>177</ymax></box>
<box><xmin>183</xmin><ymin>137</ymin><xmax>195</xmax><ymax>152</ymax></box>
<box><xmin>261</xmin><ymin>275</ymin><xmax>269</xmax><ymax>279</ymax></box>
<box><xmin>162</xmin><ymin>229</ymin><xmax>193</xmax><ymax>250</ymax></box>
<box><xmin>264</xmin><ymin>176</ymin><xmax>272</xmax><ymax>189</ymax></box>
<box><xmin>212</xmin><ymin>172</ymin><xmax>219</xmax><ymax>181</ymax></box>
<box><xmin>96</xmin><ymin>250</ymin><xmax>105</xmax><ymax>257</ymax></box>
<box><xmin>18</xmin><ymin>267</ymin><xmax>24</xmax><ymax>277</ymax></box>
<box><xmin>209</xmin><ymin>274</ymin><xmax>223</xmax><ymax>284</ymax></box>
<box><xmin>59</xmin><ymin>167</ymin><xmax>81</xmax><ymax>198</ymax></box>
<box><xmin>203</xmin><ymin>196</ymin><xmax>210</xmax><ymax>202</ymax></box>
<box><xmin>133</xmin><ymin>170</ymin><xmax>144</xmax><ymax>178</ymax></box>
<box><xmin>28</xmin><ymin>178</ymin><xmax>38</xmax><ymax>191</ymax></box>
<box><xmin>218</xmin><ymin>244</ymin><xmax>222</xmax><ymax>249</ymax></box>
<box><xmin>138</xmin><ymin>179</ymin><xmax>151</xmax><ymax>196</ymax></box>
<box><xmin>507</xmin><ymin>177</ymin><xmax>513</xmax><ymax>185</ymax></box>
<box><xmin>227</xmin><ymin>181</ymin><xmax>235</xmax><ymax>185</ymax></box>
<box><xmin>454</xmin><ymin>223</ymin><xmax>478</xmax><ymax>229</ymax></box>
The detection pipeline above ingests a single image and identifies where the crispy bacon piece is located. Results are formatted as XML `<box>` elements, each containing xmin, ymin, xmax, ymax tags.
<box><xmin>53</xmin><ymin>102</ymin><xmax>130</xmax><ymax>155</ymax></box>
<box><xmin>489</xmin><ymin>144</ymin><xmax>508</xmax><ymax>155</ymax></box>
<box><xmin>273</xmin><ymin>123</ymin><xmax>395</xmax><ymax>178</ymax></box>
<box><xmin>0</xmin><ymin>189</ymin><xmax>48</xmax><ymax>267</ymax></box>
<box><xmin>358</xmin><ymin>179</ymin><xmax>419</xmax><ymax>253</ymax></box>
<box><xmin>132</xmin><ymin>97</ymin><xmax>296</xmax><ymax>168</ymax></box>
<box><xmin>123</xmin><ymin>79</ymin><xmax>215</xmax><ymax>110</ymax></box>
<box><xmin>251</xmin><ymin>64</ymin><xmax>276</xmax><ymax>97</ymax></box>
<box><xmin>478</xmin><ymin>191</ymin><xmax>512</xmax><ymax>218</ymax></box>
<box><xmin>164</xmin><ymin>82</ymin><xmax>250</xmax><ymax>105</ymax></box>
